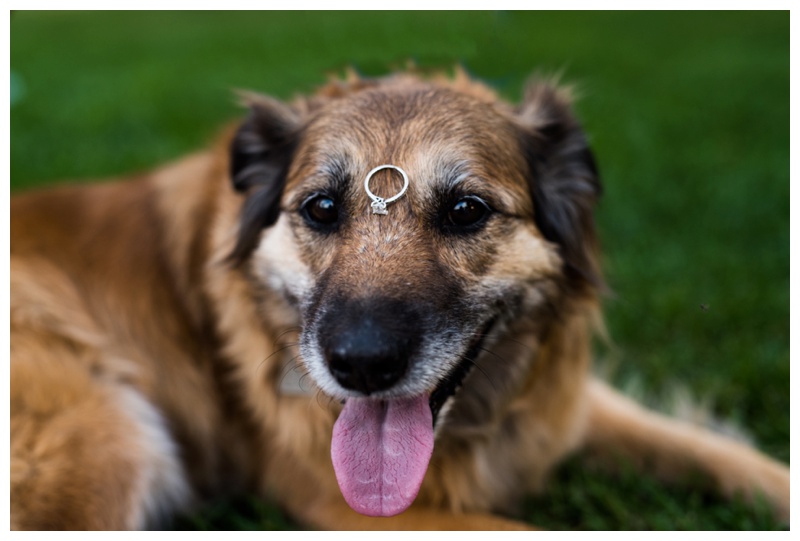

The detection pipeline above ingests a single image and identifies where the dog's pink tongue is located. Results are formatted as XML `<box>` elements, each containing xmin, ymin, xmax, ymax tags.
<box><xmin>331</xmin><ymin>395</ymin><xmax>433</xmax><ymax>517</ymax></box>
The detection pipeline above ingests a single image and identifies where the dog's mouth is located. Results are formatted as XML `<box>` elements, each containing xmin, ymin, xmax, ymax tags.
<box><xmin>330</xmin><ymin>319</ymin><xmax>494</xmax><ymax>518</ymax></box>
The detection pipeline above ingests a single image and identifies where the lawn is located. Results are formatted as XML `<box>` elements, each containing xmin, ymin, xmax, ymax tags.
<box><xmin>10</xmin><ymin>10</ymin><xmax>789</xmax><ymax>530</ymax></box>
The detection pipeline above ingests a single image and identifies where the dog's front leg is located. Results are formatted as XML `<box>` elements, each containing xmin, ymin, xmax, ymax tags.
<box><xmin>286</xmin><ymin>498</ymin><xmax>534</xmax><ymax>531</ymax></box>
<box><xmin>582</xmin><ymin>378</ymin><xmax>789</xmax><ymax>523</ymax></box>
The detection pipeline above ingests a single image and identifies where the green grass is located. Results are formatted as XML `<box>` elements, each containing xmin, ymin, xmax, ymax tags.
<box><xmin>11</xmin><ymin>10</ymin><xmax>789</xmax><ymax>530</ymax></box>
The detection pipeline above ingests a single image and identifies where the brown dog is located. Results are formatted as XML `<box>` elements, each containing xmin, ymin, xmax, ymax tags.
<box><xmin>10</xmin><ymin>69</ymin><xmax>789</xmax><ymax>530</ymax></box>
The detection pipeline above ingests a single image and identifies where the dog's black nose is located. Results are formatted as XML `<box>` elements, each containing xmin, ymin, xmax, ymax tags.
<box><xmin>319</xmin><ymin>302</ymin><xmax>418</xmax><ymax>395</ymax></box>
<box><xmin>324</xmin><ymin>317</ymin><xmax>411</xmax><ymax>394</ymax></box>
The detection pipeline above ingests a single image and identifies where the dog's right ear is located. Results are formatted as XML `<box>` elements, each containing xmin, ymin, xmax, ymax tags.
<box><xmin>228</xmin><ymin>93</ymin><xmax>302</xmax><ymax>265</ymax></box>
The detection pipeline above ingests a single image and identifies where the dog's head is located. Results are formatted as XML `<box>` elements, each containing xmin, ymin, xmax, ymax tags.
<box><xmin>227</xmin><ymin>71</ymin><xmax>601</xmax><ymax>516</ymax></box>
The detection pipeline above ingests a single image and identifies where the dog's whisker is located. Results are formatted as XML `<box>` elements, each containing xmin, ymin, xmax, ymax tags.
<box><xmin>313</xmin><ymin>388</ymin><xmax>337</xmax><ymax>412</ymax></box>
<box><xmin>272</xmin><ymin>326</ymin><xmax>302</xmax><ymax>343</ymax></box>
<box><xmin>462</xmin><ymin>327</ymin><xmax>536</xmax><ymax>353</ymax></box>
<box><xmin>499</xmin><ymin>336</ymin><xmax>536</xmax><ymax>354</ymax></box>
<box><xmin>255</xmin><ymin>342</ymin><xmax>300</xmax><ymax>375</ymax></box>
<box><xmin>462</xmin><ymin>353</ymin><xmax>497</xmax><ymax>392</ymax></box>
<box><xmin>276</xmin><ymin>325</ymin><xmax>302</xmax><ymax>335</ymax></box>
<box><xmin>297</xmin><ymin>368</ymin><xmax>319</xmax><ymax>393</ymax></box>
<box><xmin>275</xmin><ymin>353</ymin><xmax>307</xmax><ymax>387</ymax></box>
<box><xmin>475</xmin><ymin>345</ymin><xmax>505</xmax><ymax>364</ymax></box>
<box><xmin>474</xmin><ymin>347</ymin><xmax>506</xmax><ymax>385</ymax></box>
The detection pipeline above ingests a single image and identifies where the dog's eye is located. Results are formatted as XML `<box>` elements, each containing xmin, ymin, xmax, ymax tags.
<box><xmin>302</xmin><ymin>195</ymin><xmax>339</xmax><ymax>228</ymax></box>
<box><xmin>446</xmin><ymin>196</ymin><xmax>491</xmax><ymax>230</ymax></box>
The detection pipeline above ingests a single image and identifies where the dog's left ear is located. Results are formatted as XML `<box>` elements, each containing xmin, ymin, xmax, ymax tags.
<box><xmin>515</xmin><ymin>80</ymin><xmax>603</xmax><ymax>296</ymax></box>
<box><xmin>228</xmin><ymin>93</ymin><xmax>302</xmax><ymax>265</ymax></box>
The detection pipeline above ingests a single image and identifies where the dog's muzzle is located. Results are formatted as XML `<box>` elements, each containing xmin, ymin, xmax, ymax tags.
<box><xmin>312</xmin><ymin>291</ymin><xmax>482</xmax><ymax>517</ymax></box>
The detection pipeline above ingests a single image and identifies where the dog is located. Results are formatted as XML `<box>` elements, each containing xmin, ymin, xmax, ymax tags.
<box><xmin>10</xmin><ymin>69</ymin><xmax>790</xmax><ymax>530</ymax></box>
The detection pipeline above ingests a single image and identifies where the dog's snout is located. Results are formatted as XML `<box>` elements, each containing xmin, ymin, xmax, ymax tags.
<box><xmin>326</xmin><ymin>329</ymin><xmax>409</xmax><ymax>394</ymax></box>
<box><xmin>318</xmin><ymin>299</ymin><xmax>421</xmax><ymax>395</ymax></box>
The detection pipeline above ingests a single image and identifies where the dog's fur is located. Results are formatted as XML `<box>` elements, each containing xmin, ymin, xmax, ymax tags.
<box><xmin>10</xmin><ymin>70</ymin><xmax>789</xmax><ymax>530</ymax></box>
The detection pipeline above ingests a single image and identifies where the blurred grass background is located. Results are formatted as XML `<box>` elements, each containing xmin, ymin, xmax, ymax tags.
<box><xmin>10</xmin><ymin>10</ymin><xmax>789</xmax><ymax>530</ymax></box>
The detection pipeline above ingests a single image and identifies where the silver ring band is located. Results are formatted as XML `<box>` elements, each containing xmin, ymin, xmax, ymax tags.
<box><xmin>364</xmin><ymin>165</ymin><xmax>409</xmax><ymax>215</ymax></box>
